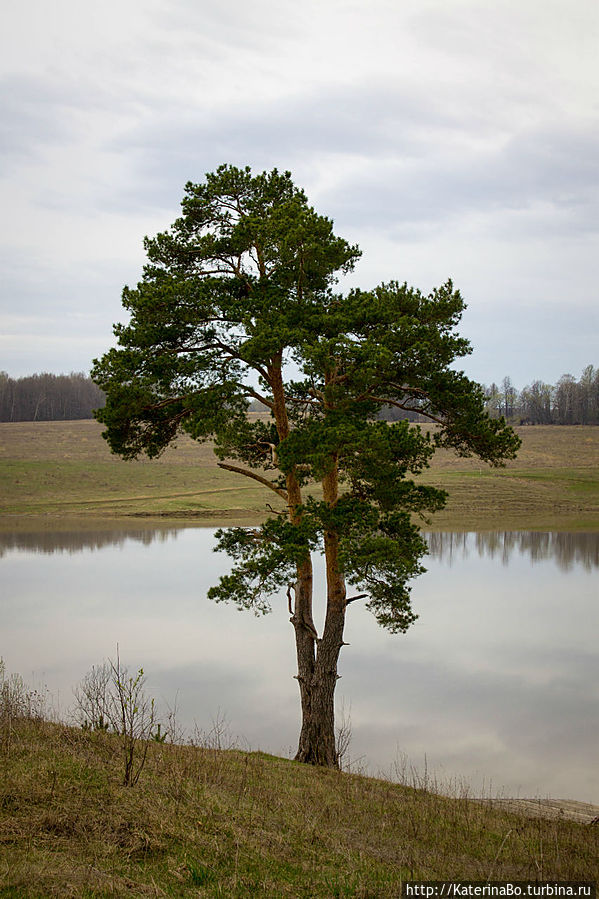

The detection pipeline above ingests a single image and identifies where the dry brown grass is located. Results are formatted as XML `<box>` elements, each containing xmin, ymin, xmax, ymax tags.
<box><xmin>0</xmin><ymin>420</ymin><xmax>598</xmax><ymax>530</ymax></box>
<box><xmin>0</xmin><ymin>419</ymin><xmax>274</xmax><ymax>521</ymax></box>
<box><xmin>419</xmin><ymin>425</ymin><xmax>599</xmax><ymax>530</ymax></box>
<box><xmin>1</xmin><ymin>717</ymin><xmax>597</xmax><ymax>897</ymax></box>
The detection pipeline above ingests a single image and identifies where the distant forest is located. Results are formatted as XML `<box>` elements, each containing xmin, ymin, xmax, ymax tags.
<box><xmin>379</xmin><ymin>365</ymin><xmax>599</xmax><ymax>426</ymax></box>
<box><xmin>482</xmin><ymin>365</ymin><xmax>599</xmax><ymax>425</ymax></box>
<box><xmin>1</xmin><ymin>365</ymin><xmax>598</xmax><ymax>424</ymax></box>
<box><xmin>0</xmin><ymin>372</ymin><xmax>105</xmax><ymax>422</ymax></box>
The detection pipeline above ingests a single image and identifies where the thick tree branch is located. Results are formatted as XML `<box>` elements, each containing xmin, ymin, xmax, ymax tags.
<box><xmin>217</xmin><ymin>199</ymin><xmax>242</xmax><ymax>215</ymax></box>
<box><xmin>183</xmin><ymin>262</ymin><xmax>239</xmax><ymax>276</ymax></box>
<box><xmin>142</xmin><ymin>396</ymin><xmax>187</xmax><ymax>411</ymax></box>
<box><xmin>217</xmin><ymin>462</ymin><xmax>288</xmax><ymax>500</ymax></box>
<box><xmin>254</xmin><ymin>242</ymin><xmax>267</xmax><ymax>278</ymax></box>
<box><xmin>248</xmin><ymin>388</ymin><xmax>274</xmax><ymax>410</ymax></box>
<box><xmin>388</xmin><ymin>383</ymin><xmax>430</xmax><ymax>397</ymax></box>
<box><xmin>164</xmin><ymin>345</ymin><xmax>270</xmax><ymax>389</ymax></box>
<box><xmin>346</xmin><ymin>593</ymin><xmax>368</xmax><ymax>605</ymax></box>
<box><xmin>285</xmin><ymin>395</ymin><xmax>319</xmax><ymax>407</ymax></box>
<box><xmin>367</xmin><ymin>395</ymin><xmax>446</xmax><ymax>426</ymax></box>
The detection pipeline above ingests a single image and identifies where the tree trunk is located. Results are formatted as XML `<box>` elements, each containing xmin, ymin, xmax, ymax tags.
<box><xmin>270</xmin><ymin>362</ymin><xmax>346</xmax><ymax>767</ymax></box>
<box><xmin>293</xmin><ymin>599</ymin><xmax>345</xmax><ymax>767</ymax></box>
<box><xmin>294</xmin><ymin>455</ymin><xmax>346</xmax><ymax>768</ymax></box>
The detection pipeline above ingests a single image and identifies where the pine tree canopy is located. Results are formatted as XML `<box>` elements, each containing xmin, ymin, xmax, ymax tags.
<box><xmin>93</xmin><ymin>164</ymin><xmax>520</xmax><ymax>639</ymax></box>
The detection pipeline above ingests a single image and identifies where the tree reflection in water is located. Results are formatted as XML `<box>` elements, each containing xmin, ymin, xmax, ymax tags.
<box><xmin>2</xmin><ymin>526</ymin><xmax>598</xmax><ymax>572</ymax></box>
<box><xmin>0</xmin><ymin>525</ymin><xmax>183</xmax><ymax>557</ymax></box>
<box><xmin>426</xmin><ymin>531</ymin><xmax>599</xmax><ymax>572</ymax></box>
<box><xmin>0</xmin><ymin>523</ymin><xmax>597</xmax><ymax>801</ymax></box>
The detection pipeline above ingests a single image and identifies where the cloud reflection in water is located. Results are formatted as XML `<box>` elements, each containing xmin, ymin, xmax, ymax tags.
<box><xmin>1</xmin><ymin>525</ymin><xmax>597</xmax><ymax>803</ymax></box>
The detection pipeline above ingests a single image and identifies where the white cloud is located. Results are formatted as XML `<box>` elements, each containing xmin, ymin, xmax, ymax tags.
<box><xmin>0</xmin><ymin>0</ymin><xmax>597</xmax><ymax>381</ymax></box>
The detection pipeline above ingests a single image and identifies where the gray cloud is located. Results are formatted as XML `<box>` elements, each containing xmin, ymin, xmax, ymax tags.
<box><xmin>0</xmin><ymin>76</ymin><xmax>80</xmax><ymax>167</ymax></box>
<box><xmin>95</xmin><ymin>77</ymin><xmax>598</xmax><ymax>246</ymax></box>
<box><xmin>325</xmin><ymin>124</ymin><xmax>599</xmax><ymax>236</ymax></box>
<box><xmin>0</xmin><ymin>0</ymin><xmax>597</xmax><ymax>380</ymax></box>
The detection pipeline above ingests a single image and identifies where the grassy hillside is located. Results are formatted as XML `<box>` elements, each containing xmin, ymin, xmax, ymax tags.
<box><xmin>1</xmin><ymin>717</ymin><xmax>597</xmax><ymax>897</ymax></box>
<box><xmin>1</xmin><ymin>420</ymin><xmax>598</xmax><ymax>529</ymax></box>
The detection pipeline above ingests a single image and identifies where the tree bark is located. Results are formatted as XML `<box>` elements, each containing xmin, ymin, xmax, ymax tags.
<box><xmin>294</xmin><ymin>455</ymin><xmax>346</xmax><ymax>768</ymax></box>
<box><xmin>270</xmin><ymin>360</ymin><xmax>346</xmax><ymax>767</ymax></box>
<box><xmin>294</xmin><ymin>599</ymin><xmax>345</xmax><ymax>767</ymax></box>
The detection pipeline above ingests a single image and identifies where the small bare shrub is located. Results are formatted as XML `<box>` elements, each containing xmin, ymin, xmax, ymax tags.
<box><xmin>193</xmin><ymin>708</ymin><xmax>235</xmax><ymax>752</ymax></box>
<box><xmin>73</xmin><ymin>661</ymin><xmax>112</xmax><ymax>732</ymax></box>
<box><xmin>163</xmin><ymin>693</ymin><xmax>186</xmax><ymax>744</ymax></box>
<box><xmin>1</xmin><ymin>659</ymin><xmax>48</xmax><ymax>722</ymax></box>
<box><xmin>73</xmin><ymin>653</ymin><xmax>159</xmax><ymax>786</ymax></box>
<box><xmin>1</xmin><ymin>659</ymin><xmax>50</xmax><ymax>756</ymax></box>
<box><xmin>335</xmin><ymin>700</ymin><xmax>353</xmax><ymax>771</ymax></box>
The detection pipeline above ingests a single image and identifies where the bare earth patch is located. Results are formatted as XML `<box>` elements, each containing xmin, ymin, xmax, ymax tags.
<box><xmin>485</xmin><ymin>798</ymin><xmax>599</xmax><ymax>824</ymax></box>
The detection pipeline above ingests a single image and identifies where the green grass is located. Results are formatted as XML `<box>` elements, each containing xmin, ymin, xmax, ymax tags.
<box><xmin>0</xmin><ymin>420</ymin><xmax>281</xmax><ymax>520</ymax></box>
<box><xmin>1</xmin><ymin>718</ymin><xmax>597</xmax><ymax>896</ymax></box>
<box><xmin>0</xmin><ymin>459</ymin><xmax>269</xmax><ymax>516</ymax></box>
<box><xmin>1</xmin><ymin>420</ymin><xmax>598</xmax><ymax>530</ymax></box>
<box><xmin>1</xmin><ymin>424</ymin><xmax>598</xmax><ymax>893</ymax></box>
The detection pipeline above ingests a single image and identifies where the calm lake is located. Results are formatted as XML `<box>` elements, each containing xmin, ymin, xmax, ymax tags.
<box><xmin>1</xmin><ymin>525</ymin><xmax>597</xmax><ymax>803</ymax></box>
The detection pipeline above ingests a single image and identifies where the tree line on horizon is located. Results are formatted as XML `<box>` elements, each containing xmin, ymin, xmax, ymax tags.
<box><xmin>0</xmin><ymin>371</ymin><xmax>105</xmax><ymax>422</ymax></box>
<box><xmin>0</xmin><ymin>365</ymin><xmax>597</xmax><ymax>425</ymax></box>
<box><xmin>482</xmin><ymin>365</ymin><xmax>599</xmax><ymax>425</ymax></box>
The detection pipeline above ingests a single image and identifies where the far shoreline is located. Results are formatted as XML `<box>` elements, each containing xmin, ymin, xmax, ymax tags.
<box><xmin>1</xmin><ymin>510</ymin><xmax>599</xmax><ymax>534</ymax></box>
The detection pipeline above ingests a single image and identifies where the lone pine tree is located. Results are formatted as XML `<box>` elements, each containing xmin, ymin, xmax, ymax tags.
<box><xmin>93</xmin><ymin>164</ymin><xmax>520</xmax><ymax>767</ymax></box>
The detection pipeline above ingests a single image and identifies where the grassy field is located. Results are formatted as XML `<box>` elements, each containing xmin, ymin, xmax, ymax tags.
<box><xmin>1</xmin><ymin>420</ymin><xmax>598</xmax><ymax>529</ymax></box>
<box><xmin>2</xmin><ymin>427</ymin><xmax>598</xmax><ymax>894</ymax></box>
<box><xmin>1</xmin><ymin>716</ymin><xmax>597</xmax><ymax>897</ymax></box>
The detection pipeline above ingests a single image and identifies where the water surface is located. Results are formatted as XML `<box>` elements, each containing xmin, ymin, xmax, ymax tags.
<box><xmin>1</xmin><ymin>525</ymin><xmax>597</xmax><ymax>802</ymax></box>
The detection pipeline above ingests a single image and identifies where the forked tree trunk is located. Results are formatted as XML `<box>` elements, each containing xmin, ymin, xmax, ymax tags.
<box><xmin>270</xmin><ymin>363</ymin><xmax>346</xmax><ymax>767</ymax></box>
<box><xmin>291</xmin><ymin>559</ymin><xmax>344</xmax><ymax>767</ymax></box>
<box><xmin>293</xmin><ymin>461</ymin><xmax>347</xmax><ymax>768</ymax></box>
<box><xmin>293</xmin><ymin>597</ymin><xmax>345</xmax><ymax>767</ymax></box>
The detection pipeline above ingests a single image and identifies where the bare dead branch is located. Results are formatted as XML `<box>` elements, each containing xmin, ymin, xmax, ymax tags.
<box><xmin>388</xmin><ymin>383</ymin><xmax>430</xmax><ymax>397</ymax></box>
<box><xmin>217</xmin><ymin>462</ymin><xmax>288</xmax><ymax>500</ymax></box>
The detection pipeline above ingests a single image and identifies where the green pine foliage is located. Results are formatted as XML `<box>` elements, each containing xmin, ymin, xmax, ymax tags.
<box><xmin>92</xmin><ymin>164</ymin><xmax>520</xmax><ymax>763</ymax></box>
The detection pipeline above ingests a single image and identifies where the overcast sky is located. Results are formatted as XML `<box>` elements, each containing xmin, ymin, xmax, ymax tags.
<box><xmin>1</xmin><ymin>0</ymin><xmax>597</xmax><ymax>387</ymax></box>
